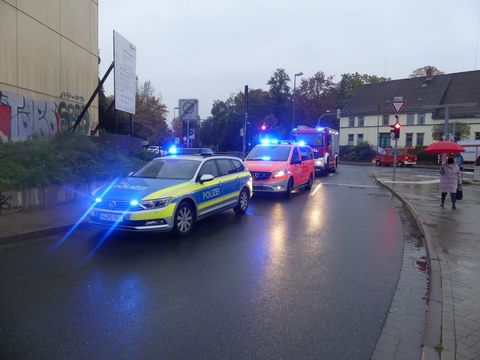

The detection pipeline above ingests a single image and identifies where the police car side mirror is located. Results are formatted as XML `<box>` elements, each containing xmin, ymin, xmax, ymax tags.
<box><xmin>199</xmin><ymin>174</ymin><xmax>215</xmax><ymax>184</ymax></box>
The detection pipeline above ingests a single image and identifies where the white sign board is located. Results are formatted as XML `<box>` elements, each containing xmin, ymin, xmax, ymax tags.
<box><xmin>179</xmin><ymin>99</ymin><xmax>199</xmax><ymax>121</ymax></box>
<box><xmin>114</xmin><ymin>31</ymin><xmax>136</xmax><ymax>114</ymax></box>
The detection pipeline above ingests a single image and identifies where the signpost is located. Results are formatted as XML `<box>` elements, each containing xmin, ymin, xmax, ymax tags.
<box><xmin>390</xmin><ymin>98</ymin><xmax>406</xmax><ymax>181</ymax></box>
<box><xmin>179</xmin><ymin>99</ymin><xmax>199</xmax><ymax>148</ymax></box>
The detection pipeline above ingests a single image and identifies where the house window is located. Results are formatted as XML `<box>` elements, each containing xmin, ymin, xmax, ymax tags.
<box><xmin>407</xmin><ymin>114</ymin><xmax>414</xmax><ymax>125</ymax></box>
<box><xmin>358</xmin><ymin>116</ymin><xmax>364</xmax><ymax>127</ymax></box>
<box><xmin>382</xmin><ymin>115</ymin><xmax>389</xmax><ymax>126</ymax></box>
<box><xmin>348</xmin><ymin>134</ymin><xmax>354</xmax><ymax>145</ymax></box>
<box><xmin>475</xmin><ymin>132</ymin><xmax>480</xmax><ymax>140</ymax></box>
<box><xmin>357</xmin><ymin>134</ymin><xmax>364</xmax><ymax>144</ymax></box>
<box><xmin>405</xmin><ymin>133</ymin><xmax>413</xmax><ymax>147</ymax></box>
<box><xmin>417</xmin><ymin>113</ymin><xmax>425</xmax><ymax>125</ymax></box>
<box><xmin>416</xmin><ymin>133</ymin><xmax>424</xmax><ymax>146</ymax></box>
<box><xmin>349</xmin><ymin>117</ymin><xmax>355</xmax><ymax>127</ymax></box>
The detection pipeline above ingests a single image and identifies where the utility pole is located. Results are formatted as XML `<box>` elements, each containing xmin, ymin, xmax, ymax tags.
<box><xmin>292</xmin><ymin>72</ymin><xmax>303</xmax><ymax>129</ymax></box>
<box><xmin>243</xmin><ymin>85</ymin><xmax>248</xmax><ymax>156</ymax></box>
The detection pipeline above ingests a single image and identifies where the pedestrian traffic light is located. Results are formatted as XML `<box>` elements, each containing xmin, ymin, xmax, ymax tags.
<box><xmin>390</xmin><ymin>121</ymin><xmax>401</xmax><ymax>139</ymax></box>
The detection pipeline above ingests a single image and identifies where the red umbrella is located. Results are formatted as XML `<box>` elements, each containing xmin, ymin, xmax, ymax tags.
<box><xmin>424</xmin><ymin>141</ymin><xmax>465</xmax><ymax>154</ymax></box>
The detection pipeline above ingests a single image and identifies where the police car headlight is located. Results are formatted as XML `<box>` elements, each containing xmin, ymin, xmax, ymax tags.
<box><xmin>273</xmin><ymin>168</ymin><xmax>289</xmax><ymax>178</ymax></box>
<box><xmin>141</xmin><ymin>197</ymin><xmax>173</xmax><ymax>209</ymax></box>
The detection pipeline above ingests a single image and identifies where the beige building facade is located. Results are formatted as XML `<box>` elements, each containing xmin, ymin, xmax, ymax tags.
<box><xmin>339</xmin><ymin>71</ymin><xmax>480</xmax><ymax>149</ymax></box>
<box><xmin>340</xmin><ymin>113</ymin><xmax>480</xmax><ymax>148</ymax></box>
<box><xmin>0</xmin><ymin>0</ymin><xmax>98</xmax><ymax>142</ymax></box>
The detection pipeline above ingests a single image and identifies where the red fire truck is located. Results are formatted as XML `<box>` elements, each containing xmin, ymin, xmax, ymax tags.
<box><xmin>291</xmin><ymin>126</ymin><xmax>339</xmax><ymax>174</ymax></box>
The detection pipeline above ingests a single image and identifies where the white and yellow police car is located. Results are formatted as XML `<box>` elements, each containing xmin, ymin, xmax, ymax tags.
<box><xmin>90</xmin><ymin>153</ymin><xmax>252</xmax><ymax>236</ymax></box>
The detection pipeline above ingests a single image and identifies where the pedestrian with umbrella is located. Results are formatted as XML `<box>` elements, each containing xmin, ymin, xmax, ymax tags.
<box><xmin>425</xmin><ymin>141</ymin><xmax>465</xmax><ymax>209</ymax></box>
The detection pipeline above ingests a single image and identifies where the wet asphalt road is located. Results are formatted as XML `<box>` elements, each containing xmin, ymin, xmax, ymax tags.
<box><xmin>0</xmin><ymin>165</ymin><xmax>404</xmax><ymax>360</ymax></box>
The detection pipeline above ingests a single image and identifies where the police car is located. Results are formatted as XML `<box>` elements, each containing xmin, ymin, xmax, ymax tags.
<box><xmin>90</xmin><ymin>152</ymin><xmax>252</xmax><ymax>236</ymax></box>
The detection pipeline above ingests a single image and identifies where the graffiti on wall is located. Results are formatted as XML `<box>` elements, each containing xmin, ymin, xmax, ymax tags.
<box><xmin>0</xmin><ymin>91</ymin><xmax>91</xmax><ymax>142</ymax></box>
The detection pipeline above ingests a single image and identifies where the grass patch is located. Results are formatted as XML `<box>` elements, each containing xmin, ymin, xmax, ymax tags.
<box><xmin>0</xmin><ymin>134</ymin><xmax>148</xmax><ymax>191</ymax></box>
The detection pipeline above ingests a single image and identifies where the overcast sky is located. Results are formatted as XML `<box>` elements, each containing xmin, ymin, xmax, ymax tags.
<box><xmin>99</xmin><ymin>0</ymin><xmax>480</xmax><ymax>120</ymax></box>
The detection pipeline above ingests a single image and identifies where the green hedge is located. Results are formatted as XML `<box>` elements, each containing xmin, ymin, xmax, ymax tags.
<box><xmin>0</xmin><ymin>134</ymin><xmax>148</xmax><ymax>191</ymax></box>
<box><xmin>339</xmin><ymin>144</ymin><xmax>377</xmax><ymax>162</ymax></box>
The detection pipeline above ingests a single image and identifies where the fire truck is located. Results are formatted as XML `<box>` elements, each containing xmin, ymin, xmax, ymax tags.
<box><xmin>290</xmin><ymin>126</ymin><xmax>339</xmax><ymax>174</ymax></box>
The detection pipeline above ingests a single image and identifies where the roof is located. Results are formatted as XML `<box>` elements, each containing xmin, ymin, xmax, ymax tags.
<box><xmin>159</xmin><ymin>155</ymin><xmax>242</xmax><ymax>161</ymax></box>
<box><xmin>341</xmin><ymin>70</ymin><xmax>480</xmax><ymax>119</ymax></box>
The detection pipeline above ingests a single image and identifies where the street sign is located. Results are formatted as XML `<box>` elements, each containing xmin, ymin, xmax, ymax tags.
<box><xmin>113</xmin><ymin>31</ymin><xmax>136</xmax><ymax>114</ymax></box>
<box><xmin>179</xmin><ymin>99</ymin><xmax>199</xmax><ymax>121</ymax></box>
<box><xmin>390</xmin><ymin>100</ymin><xmax>406</xmax><ymax>114</ymax></box>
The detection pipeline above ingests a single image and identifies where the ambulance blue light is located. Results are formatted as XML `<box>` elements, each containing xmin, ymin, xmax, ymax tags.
<box><xmin>261</xmin><ymin>156</ymin><xmax>271</xmax><ymax>161</ymax></box>
<box><xmin>270</xmin><ymin>139</ymin><xmax>279</xmax><ymax>144</ymax></box>
<box><xmin>95</xmin><ymin>197</ymin><xmax>102</xmax><ymax>203</ymax></box>
<box><xmin>298</xmin><ymin>140</ymin><xmax>306</xmax><ymax>146</ymax></box>
<box><xmin>292</xmin><ymin>128</ymin><xmax>298</xmax><ymax>131</ymax></box>
<box><xmin>316</xmin><ymin>127</ymin><xmax>324</xmax><ymax>131</ymax></box>
<box><xmin>260</xmin><ymin>139</ymin><xmax>270</xmax><ymax>145</ymax></box>
<box><xmin>168</xmin><ymin>145</ymin><xmax>177</xmax><ymax>154</ymax></box>
<box><xmin>130</xmin><ymin>200</ymin><xmax>139</xmax><ymax>206</ymax></box>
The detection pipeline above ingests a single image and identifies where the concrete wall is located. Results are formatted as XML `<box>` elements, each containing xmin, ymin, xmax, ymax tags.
<box><xmin>0</xmin><ymin>180</ymin><xmax>104</xmax><ymax>215</ymax></box>
<box><xmin>0</xmin><ymin>0</ymin><xmax>98</xmax><ymax>142</ymax></box>
<box><xmin>340</xmin><ymin>113</ymin><xmax>480</xmax><ymax>147</ymax></box>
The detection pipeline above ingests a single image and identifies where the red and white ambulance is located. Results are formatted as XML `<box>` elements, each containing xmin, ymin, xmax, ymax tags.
<box><xmin>290</xmin><ymin>126</ymin><xmax>340</xmax><ymax>174</ymax></box>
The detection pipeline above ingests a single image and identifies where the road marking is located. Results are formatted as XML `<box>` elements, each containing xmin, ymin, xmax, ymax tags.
<box><xmin>310</xmin><ymin>183</ymin><xmax>322</xmax><ymax>196</ymax></box>
<box><xmin>380</xmin><ymin>179</ymin><xmax>440</xmax><ymax>184</ymax></box>
<box><xmin>319</xmin><ymin>182</ymin><xmax>379</xmax><ymax>188</ymax></box>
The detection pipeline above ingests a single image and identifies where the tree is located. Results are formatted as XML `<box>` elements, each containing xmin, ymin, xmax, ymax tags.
<box><xmin>432</xmin><ymin>122</ymin><xmax>470</xmax><ymax>141</ymax></box>
<box><xmin>134</xmin><ymin>81</ymin><xmax>170</xmax><ymax>144</ymax></box>
<box><xmin>336</xmin><ymin>72</ymin><xmax>389</xmax><ymax>108</ymax></box>
<box><xmin>409</xmin><ymin>66</ymin><xmax>444</xmax><ymax>78</ymax></box>
<box><xmin>267</xmin><ymin>69</ymin><xmax>292</xmax><ymax>128</ymax></box>
<box><xmin>295</xmin><ymin>71</ymin><xmax>337</xmax><ymax>127</ymax></box>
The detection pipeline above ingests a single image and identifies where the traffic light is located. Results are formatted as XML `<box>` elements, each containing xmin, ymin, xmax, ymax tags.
<box><xmin>390</xmin><ymin>119</ymin><xmax>401</xmax><ymax>139</ymax></box>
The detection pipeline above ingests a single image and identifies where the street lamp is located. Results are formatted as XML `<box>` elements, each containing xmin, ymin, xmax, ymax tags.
<box><xmin>292</xmin><ymin>72</ymin><xmax>303</xmax><ymax>128</ymax></box>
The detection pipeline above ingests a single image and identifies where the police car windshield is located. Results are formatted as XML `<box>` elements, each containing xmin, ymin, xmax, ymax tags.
<box><xmin>247</xmin><ymin>145</ymin><xmax>291</xmax><ymax>161</ymax></box>
<box><xmin>131</xmin><ymin>159</ymin><xmax>201</xmax><ymax>180</ymax></box>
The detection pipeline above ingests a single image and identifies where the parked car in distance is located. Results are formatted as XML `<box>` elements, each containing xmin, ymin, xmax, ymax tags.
<box><xmin>146</xmin><ymin>146</ymin><xmax>168</xmax><ymax>156</ymax></box>
<box><xmin>373</xmin><ymin>147</ymin><xmax>417</xmax><ymax>167</ymax></box>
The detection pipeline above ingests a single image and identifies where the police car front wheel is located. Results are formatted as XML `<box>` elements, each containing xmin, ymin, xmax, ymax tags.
<box><xmin>234</xmin><ymin>188</ymin><xmax>249</xmax><ymax>215</ymax></box>
<box><xmin>173</xmin><ymin>202</ymin><xmax>195</xmax><ymax>236</ymax></box>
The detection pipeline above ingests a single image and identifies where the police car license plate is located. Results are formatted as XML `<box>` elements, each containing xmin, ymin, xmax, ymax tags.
<box><xmin>100</xmin><ymin>213</ymin><xmax>123</xmax><ymax>222</ymax></box>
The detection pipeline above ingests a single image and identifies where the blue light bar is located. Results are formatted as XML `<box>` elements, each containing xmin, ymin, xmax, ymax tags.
<box><xmin>130</xmin><ymin>200</ymin><xmax>139</xmax><ymax>206</ymax></box>
<box><xmin>270</xmin><ymin>139</ymin><xmax>279</xmax><ymax>144</ymax></box>
<box><xmin>260</xmin><ymin>139</ymin><xmax>270</xmax><ymax>145</ymax></box>
<box><xmin>316</xmin><ymin>127</ymin><xmax>324</xmax><ymax>131</ymax></box>
<box><xmin>95</xmin><ymin>197</ymin><xmax>102</xmax><ymax>203</ymax></box>
<box><xmin>168</xmin><ymin>145</ymin><xmax>177</xmax><ymax>154</ymax></box>
<box><xmin>298</xmin><ymin>140</ymin><xmax>306</xmax><ymax>146</ymax></box>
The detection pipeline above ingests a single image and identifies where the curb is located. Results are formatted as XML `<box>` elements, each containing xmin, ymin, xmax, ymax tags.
<box><xmin>372</xmin><ymin>174</ymin><xmax>443</xmax><ymax>360</ymax></box>
<box><xmin>0</xmin><ymin>222</ymin><xmax>83</xmax><ymax>246</ymax></box>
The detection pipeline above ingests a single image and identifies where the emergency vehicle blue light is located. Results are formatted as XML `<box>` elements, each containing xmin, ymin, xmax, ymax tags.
<box><xmin>130</xmin><ymin>200</ymin><xmax>139</xmax><ymax>206</ymax></box>
<box><xmin>168</xmin><ymin>145</ymin><xmax>177</xmax><ymax>154</ymax></box>
<box><xmin>292</xmin><ymin>128</ymin><xmax>298</xmax><ymax>131</ymax></box>
<box><xmin>298</xmin><ymin>140</ymin><xmax>306</xmax><ymax>146</ymax></box>
<box><xmin>316</xmin><ymin>127</ymin><xmax>324</xmax><ymax>131</ymax></box>
<box><xmin>95</xmin><ymin>197</ymin><xmax>102</xmax><ymax>203</ymax></box>
<box><xmin>270</xmin><ymin>139</ymin><xmax>279</xmax><ymax>144</ymax></box>
<box><xmin>261</xmin><ymin>156</ymin><xmax>271</xmax><ymax>161</ymax></box>
<box><xmin>260</xmin><ymin>139</ymin><xmax>270</xmax><ymax>145</ymax></box>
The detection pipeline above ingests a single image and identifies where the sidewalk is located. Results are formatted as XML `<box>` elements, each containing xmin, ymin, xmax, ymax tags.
<box><xmin>375</xmin><ymin>171</ymin><xmax>480</xmax><ymax>360</ymax></box>
<box><xmin>0</xmin><ymin>199</ymin><xmax>91</xmax><ymax>244</ymax></box>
